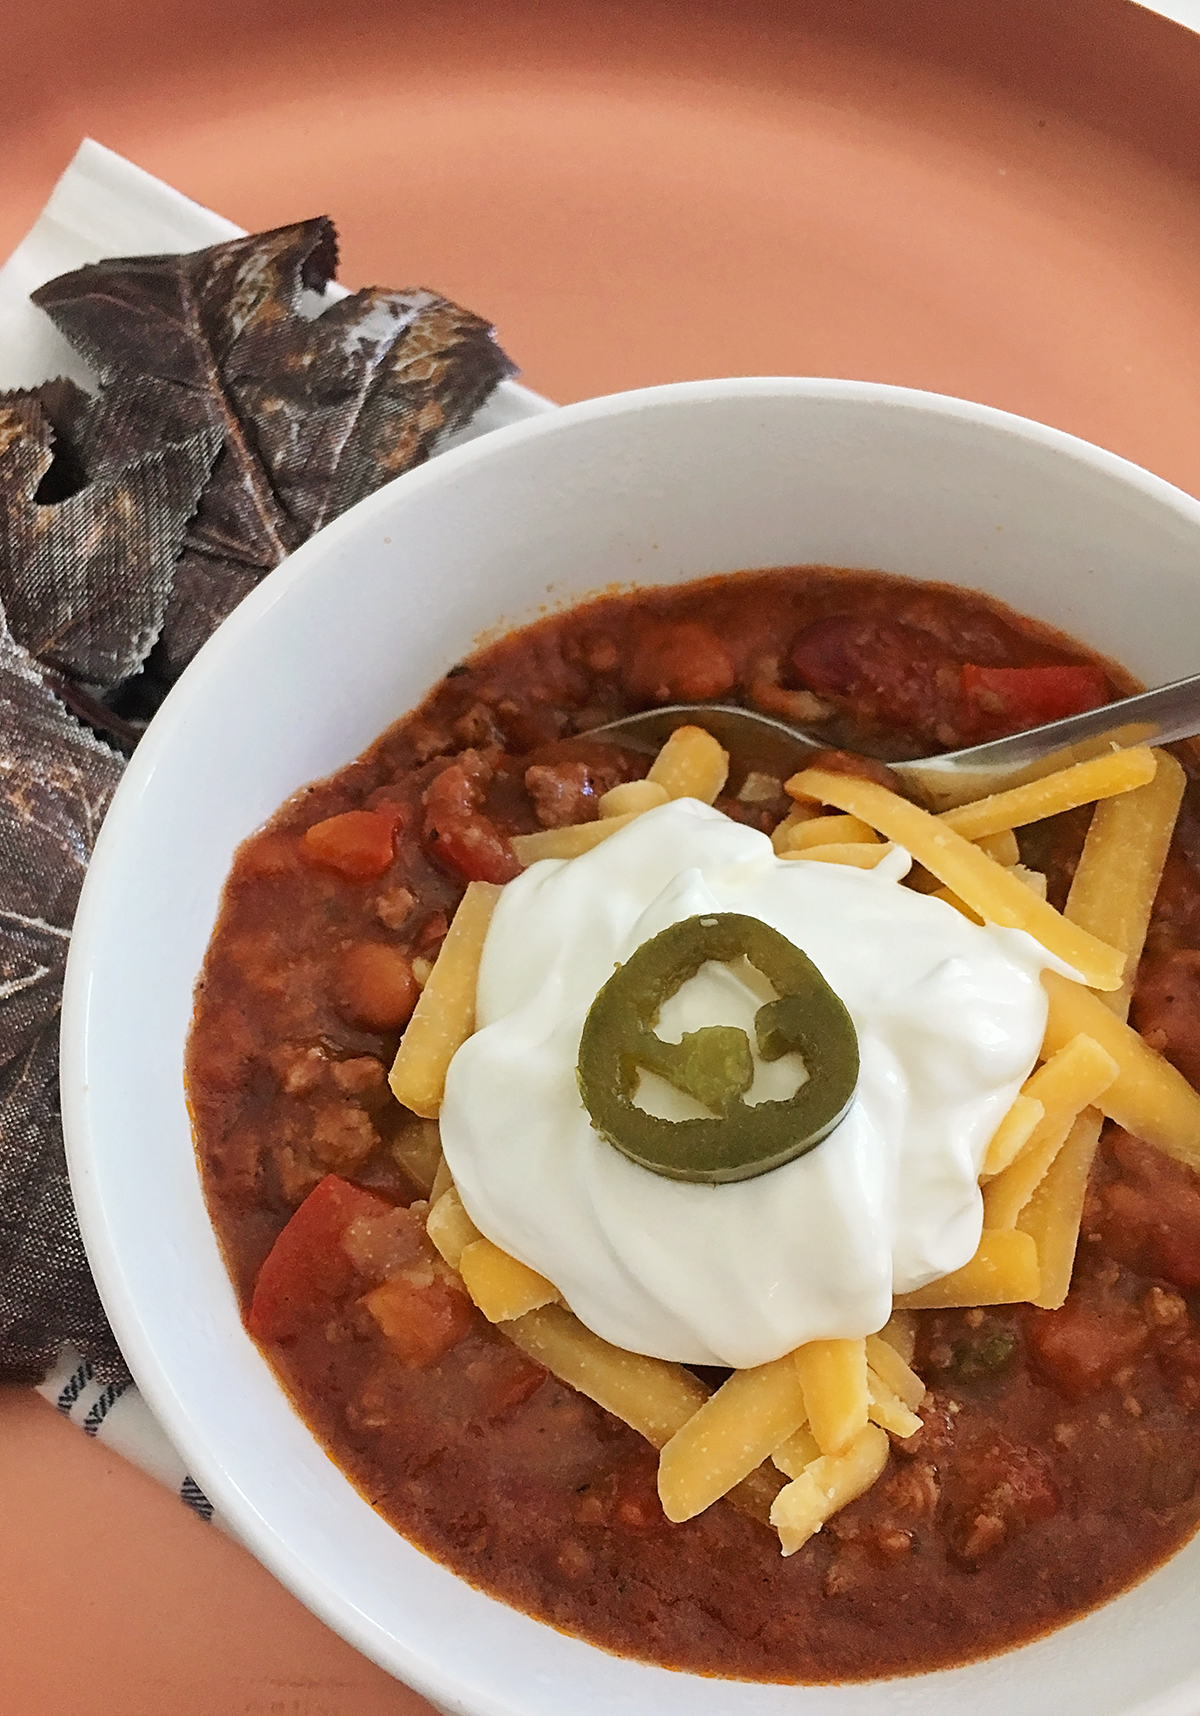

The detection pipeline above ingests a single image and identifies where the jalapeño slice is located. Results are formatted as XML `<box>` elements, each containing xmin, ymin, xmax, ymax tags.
<box><xmin>577</xmin><ymin>912</ymin><xmax>859</xmax><ymax>1183</ymax></box>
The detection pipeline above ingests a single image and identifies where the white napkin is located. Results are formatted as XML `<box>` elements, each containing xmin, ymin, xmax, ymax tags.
<box><xmin>5</xmin><ymin>137</ymin><xmax>551</xmax><ymax>1517</ymax></box>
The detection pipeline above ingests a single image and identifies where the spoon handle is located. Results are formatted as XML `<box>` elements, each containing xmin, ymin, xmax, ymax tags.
<box><xmin>897</xmin><ymin>669</ymin><xmax>1200</xmax><ymax>809</ymax></box>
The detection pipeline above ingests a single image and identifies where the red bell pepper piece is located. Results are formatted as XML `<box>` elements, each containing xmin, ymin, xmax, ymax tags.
<box><xmin>961</xmin><ymin>664</ymin><xmax>1109</xmax><ymax>738</ymax></box>
<box><xmin>248</xmin><ymin>1174</ymin><xmax>388</xmax><ymax>1341</ymax></box>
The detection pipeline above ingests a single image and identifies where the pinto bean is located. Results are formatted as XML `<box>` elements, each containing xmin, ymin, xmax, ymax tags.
<box><xmin>624</xmin><ymin>620</ymin><xmax>735</xmax><ymax>704</ymax></box>
<box><xmin>302</xmin><ymin>806</ymin><xmax>403</xmax><ymax>881</ymax></box>
<box><xmin>335</xmin><ymin>944</ymin><xmax>420</xmax><ymax>1031</ymax></box>
<box><xmin>364</xmin><ymin>1269</ymin><xmax>477</xmax><ymax>1369</ymax></box>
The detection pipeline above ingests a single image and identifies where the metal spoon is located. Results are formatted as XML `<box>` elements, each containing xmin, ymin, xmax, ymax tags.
<box><xmin>591</xmin><ymin>670</ymin><xmax>1200</xmax><ymax>811</ymax></box>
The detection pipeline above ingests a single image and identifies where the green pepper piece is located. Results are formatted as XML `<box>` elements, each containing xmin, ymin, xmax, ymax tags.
<box><xmin>577</xmin><ymin>912</ymin><xmax>859</xmax><ymax>1183</ymax></box>
<box><xmin>941</xmin><ymin>1325</ymin><xmax>1018</xmax><ymax>1384</ymax></box>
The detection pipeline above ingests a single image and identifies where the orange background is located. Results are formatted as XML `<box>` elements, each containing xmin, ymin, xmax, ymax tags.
<box><xmin>4</xmin><ymin>1</ymin><xmax>1200</xmax><ymax>1709</ymax></box>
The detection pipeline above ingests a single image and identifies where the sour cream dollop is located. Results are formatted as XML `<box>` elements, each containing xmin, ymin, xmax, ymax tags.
<box><xmin>440</xmin><ymin>800</ymin><xmax>1063</xmax><ymax>1369</ymax></box>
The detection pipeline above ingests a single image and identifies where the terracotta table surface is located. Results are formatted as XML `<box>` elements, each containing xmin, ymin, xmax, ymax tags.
<box><xmin>0</xmin><ymin>1388</ymin><xmax>433</xmax><ymax>1715</ymax></box>
<box><xmin>6</xmin><ymin>0</ymin><xmax>1200</xmax><ymax>1710</ymax></box>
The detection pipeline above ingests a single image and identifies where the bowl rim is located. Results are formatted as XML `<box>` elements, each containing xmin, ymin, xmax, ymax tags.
<box><xmin>60</xmin><ymin>373</ymin><xmax>1200</xmax><ymax>1716</ymax></box>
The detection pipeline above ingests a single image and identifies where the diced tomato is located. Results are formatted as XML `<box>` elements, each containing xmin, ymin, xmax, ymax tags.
<box><xmin>1026</xmin><ymin>1299</ymin><xmax>1148</xmax><ymax>1398</ymax></box>
<box><xmin>301</xmin><ymin>806</ymin><xmax>403</xmax><ymax>881</ymax></box>
<box><xmin>248</xmin><ymin>1174</ymin><xmax>388</xmax><ymax>1341</ymax></box>
<box><xmin>362</xmin><ymin>1269</ymin><xmax>476</xmax><ymax>1368</ymax></box>
<box><xmin>961</xmin><ymin>664</ymin><xmax>1109</xmax><ymax>739</ymax></box>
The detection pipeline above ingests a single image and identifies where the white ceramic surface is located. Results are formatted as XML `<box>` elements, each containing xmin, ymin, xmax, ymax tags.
<box><xmin>62</xmin><ymin>377</ymin><xmax>1200</xmax><ymax>1716</ymax></box>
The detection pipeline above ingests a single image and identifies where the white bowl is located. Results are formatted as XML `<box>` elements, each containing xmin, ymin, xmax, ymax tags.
<box><xmin>62</xmin><ymin>377</ymin><xmax>1200</xmax><ymax>1716</ymax></box>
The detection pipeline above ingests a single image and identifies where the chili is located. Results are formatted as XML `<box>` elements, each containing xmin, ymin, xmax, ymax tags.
<box><xmin>188</xmin><ymin>566</ymin><xmax>1200</xmax><ymax>1682</ymax></box>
